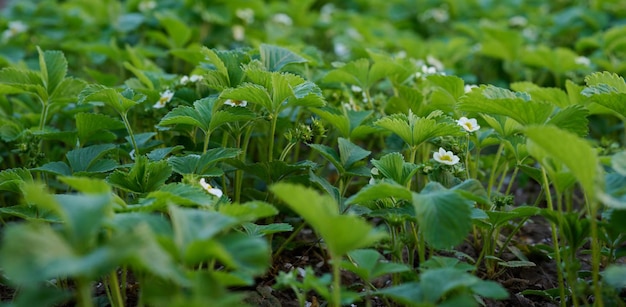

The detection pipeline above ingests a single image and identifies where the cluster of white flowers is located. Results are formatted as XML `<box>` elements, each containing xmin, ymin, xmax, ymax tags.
<box><xmin>180</xmin><ymin>74</ymin><xmax>203</xmax><ymax>85</ymax></box>
<box><xmin>414</xmin><ymin>56</ymin><xmax>445</xmax><ymax>78</ymax></box>
<box><xmin>153</xmin><ymin>89</ymin><xmax>174</xmax><ymax>109</ymax></box>
<box><xmin>2</xmin><ymin>21</ymin><xmax>27</xmax><ymax>41</ymax></box>
<box><xmin>224</xmin><ymin>99</ymin><xmax>248</xmax><ymax>107</ymax></box>
<box><xmin>431</xmin><ymin>117</ymin><xmax>480</xmax><ymax>166</ymax></box>
<box><xmin>199</xmin><ymin>178</ymin><xmax>223</xmax><ymax>198</ymax></box>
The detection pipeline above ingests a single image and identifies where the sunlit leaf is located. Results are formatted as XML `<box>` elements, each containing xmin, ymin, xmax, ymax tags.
<box><xmin>260</xmin><ymin>44</ymin><xmax>307</xmax><ymax>72</ymax></box>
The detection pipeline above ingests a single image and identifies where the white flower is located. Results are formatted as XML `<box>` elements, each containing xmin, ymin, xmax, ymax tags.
<box><xmin>351</xmin><ymin>85</ymin><xmax>362</xmax><ymax>93</ymax></box>
<box><xmin>575</xmin><ymin>56</ymin><xmax>591</xmax><ymax>67</ymax></box>
<box><xmin>232</xmin><ymin>25</ymin><xmax>245</xmax><ymax>41</ymax></box>
<box><xmin>224</xmin><ymin>99</ymin><xmax>247</xmax><ymax>107</ymax></box>
<box><xmin>138</xmin><ymin>1</ymin><xmax>156</xmax><ymax>13</ymax></box>
<box><xmin>509</xmin><ymin>16</ymin><xmax>528</xmax><ymax>27</ymax></box>
<box><xmin>189</xmin><ymin>74</ymin><xmax>203</xmax><ymax>82</ymax></box>
<box><xmin>457</xmin><ymin>117</ymin><xmax>480</xmax><ymax>132</ymax></box>
<box><xmin>180</xmin><ymin>75</ymin><xmax>190</xmax><ymax>85</ymax></box>
<box><xmin>464</xmin><ymin>84</ymin><xmax>478</xmax><ymax>93</ymax></box>
<box><xmin>235</xmin><ymin>8</ymin><xmax>255</xmax><ymax>24</ymax></box>
<box><xmin>129</xmin><ymin>149</ymin><xmax>136</xmax><ymax>161</ymax></box>
<box><xmin>320</xmin><ymin>3</ymin><xmax>335</xmax><ymax>23</ymax></box>
<box><xmin>370</xmin><ymin>167</ymin><xmax>379</xmax><ymax>176</ymax></box>
<box><xmin>433</xmin><ymin>147</ymin><xmax>460</xmax><ymax>165</ymax></box>
<box><xmin>199</xmin><ymin>178</ymin><xmax>223</xmax><ymax>198</ymax></box>
<box><xmin>2</xmin><ymin>21</ymin><xmax>27</xmax><ymax>41</ymax></box>
<box><xmin>153</xmin><ymin>90</ymin><xmax>174</xmax><ymax>109</ymax></box>
<box><xmin>334</xmin><ymin>42</ymin><xmax>350</xmax><ymax>58</ymax></box>
<box><xmin>426</xmin><ymin>56</ymin><xmax>444</xmax><ymax>71</ymax></box>
<box><xmin>272</xmin><ymin>13</ymin><xmax>293</xmax><ymax>26</ymax></box>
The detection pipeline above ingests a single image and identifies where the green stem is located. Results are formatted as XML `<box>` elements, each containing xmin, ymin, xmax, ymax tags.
<box><xmin>279</xmin><ymin>142</ymin><xmax>297</xmax><ymax>162</ymax></box>
<box><xmin>407</xmin><ymin>146</ymin><xmax>419</xmax><ymax>189</ymax></box>
<box><xmin>465</xmin><ymin>134</ymin><xmax>471</xmax><ymax>179</ymax></box>
<box><xmin>588</xmin><ymin>194</ymin><xmax>603</xmax><ymax>307</ymax></box>
<box><xmin>487</xmin><ymin>143</ymin><xmax>505</xmax><ymax>197</ymax></box>
<box><xmin>274</xmin><ymin>222</ymin><xmax>306</xmax><ymax>259</ymax></box>
<box><xmin>121</xmin><ymin>114</ymin><xmax>140</xmax><ymax>156</ymax></box>
<box><xmin>268</xmin><ymin>114</ymin><xmax>278</xmax><ymax>162</ymax></box>
<box><xmin>504</xmin><ymin>166</ymin><xmax>519</xmax><ymax>195</ymax></box>
<box><xmin>108</xmin><ymin>271</ymin><xmax>125</xmax><ymax>307</ymax></box>
<box><xmin>202</xmin><ymin>130</ymin><xmax>212</xmax><ymax>153</ymax></box>
<box><xmin>541</xmin><ymin>167</ymin><xmax>566</xmax><ymax>307</ymax></box>
<box><xmin>77</xmin><ymin>278</ymin><xmax>94</xmax><ymax>307</ymax></box>
<box><xmin>38</xmin><ymin>99</ymin><xmax>50</xmax><ymax>131</ymax></box>
<box><xmin>331</xmin><ymin>253</ymin><xmax>342</xmax><ymax>307</ymax></box>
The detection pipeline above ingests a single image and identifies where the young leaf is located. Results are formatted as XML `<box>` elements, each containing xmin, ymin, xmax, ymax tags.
<box><xmin>108</xmin><ymin>156</ymin><xmax>172</xmax><ymax>194</ymax></box>
<box><xmin>37</xmin><ymin>46</ymin><xmax>68</xmax><ymax>95</ymax></box>
<box><xmin>75</xmin><ymin>112</ymin><xmax>125</xmax><ymax>146</ymax></box>
<box><xmin>66</xmin><ymin>143</ymin><xmax>118</xmax><ymax>174</ymax></box>
<box><xmin>342</xmin><ymin>249</ymin><xmax>410</xmax><ymax>281</ymax></box>
<box><xmin>78</xmin><ymin>84</ymin><xmax>140</xmax><ymax>116</ymax></box>
<box><xmin>0</xmin><ymin>168</ymin><xmax>33</xmax><ymax>193</ymax></box>
<box><xmin>581</xmin><ymin>71</ymin><xmax>626</xmax><ymax>118</ymax></box>
<box><xmin>158</xmin><ymin>97</ymin><xmax>254</xmax><ymax>133</ymax></box>
<box><xmin>371</xmin><ymin>152</ymin><xmax>420</xmax><ymax>186</ymax></box>
<box><xmin>375</xmin><ymin>111</ymin><xmax>463</xmax><ymax>148</ymax></box>
<box><xmin>345</xmin><ymin>181</ymin><xmax>412</xmax><ymax>206</ymax></box>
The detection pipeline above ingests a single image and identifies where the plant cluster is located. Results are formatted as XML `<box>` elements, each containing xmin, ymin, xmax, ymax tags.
<box><xmin>1</xmin><ymin>0</ymin><xmax>626</xmax><ymax>306</ymax></box>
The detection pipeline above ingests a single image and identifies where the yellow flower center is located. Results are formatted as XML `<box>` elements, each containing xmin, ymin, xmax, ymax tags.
<box><xmin>232</xmin><ymin>100</ymin><xmax>245</xmax><ymax>106</ymax></box>
<box><xmin>440</xmin><ymin>155</ymin><xmax>452</xmax><ymax>161</ymax></box>
<box><xmin>464</xmin><ymin>123</ymin><xmax>473</xmax><ymax>130</ymax></box>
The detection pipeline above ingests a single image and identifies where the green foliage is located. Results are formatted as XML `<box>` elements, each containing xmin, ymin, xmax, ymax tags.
<box><xmin>375</xmin><ymin>111</ymin><xmax>463</xmax><ymax>149</ymax></box>
<box><xmin>107</xmin><ymin>156</ymin><xmax>172</xmax><ymax>194</ymax></box>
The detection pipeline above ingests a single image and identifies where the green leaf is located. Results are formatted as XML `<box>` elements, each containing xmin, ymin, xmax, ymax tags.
<box><xmin>155</xmin><ymin>12</ymin><xmax>192</xmax><ymax>48</ymax></box>
<box><xmin>0</xmin><ymin>168</ymin><xmax>33</xmax><ymax>193</ymax></box>
<box><xmin>147</xmin><ymin>146</ymin><xmax>184</xmax><ymax>161</ymax></box>
<box><xmin>521</xmin><ymin>46</ymin><xmax>581</xmax><ymax>76</ymax></box>
<box><xmin>79</xmin><ymin>84</ymin><xmax>140</xmax><ymax>115</ymax></box>
<box><xmin>451</xmin><ymin>179</ymin><xmax>491</xmax><ymax>205</ymax></box>
<box><xmin>375</xmin><ymin>111</ymin><xmax>463</xmax><ymax>148</ymax></box>
<box><xmin>346</xmin><ymin>181</ymin><xmax>412</xmax><ymax>205</ymax></box>
<box><xmin>338</xmin><ymin>137</ymin><xmax>371</xmax><ymax>170</ymax></box>
<box><xmin>142</xmin><ymin>183</ymin><xmax>215</xmax><ymax>209</ymax></box>
<box><xmin>58</xmin><ymin>176</ymin><xmax>111</xmax><ymax>194</ymax></box>
<box><xmin>37</xmin><ymin>47</ymin><xmax>68</xmax><ymax>95</ymax></box>
<box><xmin>323</xmin><ymin>58</ymin><xmax>387</xmax><ymax>90</ymax></box>
<box><xmin>371</xmin><ymin>152</ymin><xmax>419</xmax><ymax>186</ymax></box>
<box><xmin>168</xmin><ymin>148</ymin><xmax>241</xmax><ymax>176</ymax></box>
<box><xmin>271</xmin><ymin>183</ymin><xmax>386</xmax><ymax>257</ymax></box>
<box><xmin>603</xmin><ymin>265</ymin><xmax>626</xmax><ymax>289</ymax></box>
<box><xmin>260</xmin><ymin>44</ymin><xmax>307</xmax><ymax>72</ymax></box>
<box><xmin>545</xmin><ymin>104</ymin><xmax>589</xmax><ymax>136</ymax></box>
<box><xmin>66</xmin><ymin>143</ymin><xmax>117</xmax><ymax>174</ymax></box>
<box><xmin>458</xmin><ymin>86</ymin><xmax>553</xmax><ymax>126</ymax></box>
<box><xmin>220</xmin><ymin>83</ymin><xmax>273</xmax><ymax>112</ymax></box>
<box><xmin>54</xmin><ymin>193</ymin><xmax>112</xmax><ymax>250</ymax></box>
<box><xmin>158</xmin><ymin>96</ymin><xmax>254</xmax><ymax>133</ymax></box>
<box><xmin>478</xmin><ymin>25</ymin><xmax>523</xmax><ymax>61</ymax></box>
<box><xmin>169</xmin><ymin>206</ymin><xmax>239</xmax><ymax>260</ymax></box>
<box><xmin>75</xmin><ymin>112</ymin><xmax>125</xmax><ymax>146</ymax></box>
<box><xmin>525</xmin><ymin>125</ymin><xmax>598</xmax><ymax>199</ymax></box>
<box><xmin>241</xmin><ymin>222</ymin><xmax>294</xmax><ymax>237</ymax></box>
<box><xmin>219</xmin><ymin>201</ymin><xmax>278</xmax><ymax>222</ymax></box>
<box><xmin>31</xmin><ymin>164</ymin><xmax>72</xmax><ymax>182</ymax></box>
<box><xmin>510</xmin><ymin>82</ymin><xmax>572</xmax><ymax>108</ymax></box>
<box><xmin>342</xmin><ymin>249</ymin><xmax>410</xmax><ymax>281</ymax></box>
<box><xmin>413</xmin><ymin>182</ymin><xmax>474</xmax><ymax>249</ymax></box>
<box><xmin>108</xmin><ymin>156</ymin><xmax>172</xmax><ymax>194</ymax></box>
<box><xmin>581</xmin><ymin>72</ymin><xmax>626</xmax><ymax>118</ymax></box>
<box><xmin>0</xmin><ymin>223</ymin><xmax>122</xmax><ymax>284</ymax></box>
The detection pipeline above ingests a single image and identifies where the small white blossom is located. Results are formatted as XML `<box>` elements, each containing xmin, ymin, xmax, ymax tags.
<box><xmin>2</xmin><ymin>21</ymin><xmax>27</xmax><ymax>41</ymax></box>
<box><xmin>180</xmin><ymin>75</ymin><xmax>190</xmax><ymax>85</ymax></box>
<box><xmin>232</xmin><ymin>25</ymin><xmax>245</xmax><ymax>41</ymax></box>
<box><xmin>369</xmin><ymin>177</ymin><xmax>376</xmax><ymax>185</ymax></box>
<box><xmin>199</xmin><ymin>178</ymin><xmax>223</xmax><ymax>198</ymax></box>
<box><xmin>235</xmin><ymin>8</ymin><xmax>255</xmax><ymax>24</ymax></box>
<box><xmin>522</xmin><ymin>28</ymin><xmax>538</xmax><ymax>41</ymax></box>
<box><xmin>575</xmin><ymin>56</ymin><xmax>591</xmax><ymax>67</ymax></box>
<box><xmin>371</xmin><ymin>167</ymin><xmax>379</xmax><ymax>176</ymax></box>
<box><xmin>153</xmin><ymin>90</ymin><xmax>174</xmax><ymax>109</ymax></box>
<box><xmin>457</xmin><ymin>117</ymin><xmax>480</xmax><ymax>132</ymax></box>
<box><xmin>138</xmin><ymin>1</ymin><xmax>156</xmax><ymax>13</ymax></box>
<box><xmin>334</xmin><ymin>42</ymin><xmax>350</xmax><ymax>58</ymax></box>
<box><xmin>224</xmin><ymin>99</ymin><xmax>248</xmax><ymax>107</ymax></box>
<box><xmin>129</xmin><ymin>149</ymin><xmax>136</xmax><ymax>161</ymax></box>
<box><xmin>351</xmin><ymin>85</ymin><xmax>362</xmax><ymax>93</ymax></box>
<box><xmin>189</xmin><ymin>74</ymin><xmax>203</xmax><ymax>82</ymax></box>
<box><xmin>426</xmin><ymin>56</ymin><xmax>444</xmax><ymax>71</ymax></box>
<box><xmin>433</xmin><ymin>147</ymin><xmax>460</xmax><ymax>165</ymax></box>
<box><xmin>423</xmin><ymin>8</ymin><xmax>449</xmax><ymax>23</ymax></box>
<box><xmin>464</xmin><ymin>84</ymin><xmax>478</xmax><ymax>93</ymax></box>
<box><xmin>272</xmin><ymin>13</ymin><xmax>293</xmax><ymax>26</ymax></box>
<box><xmin>320</xmin><ymin>3</ymin><xmax>335</xmax><ymax>23</ymax></box>
<box><xmin>509</xmin><ymin>16</ymin><xmax>528</xmax><ymax>27</ymax></box>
